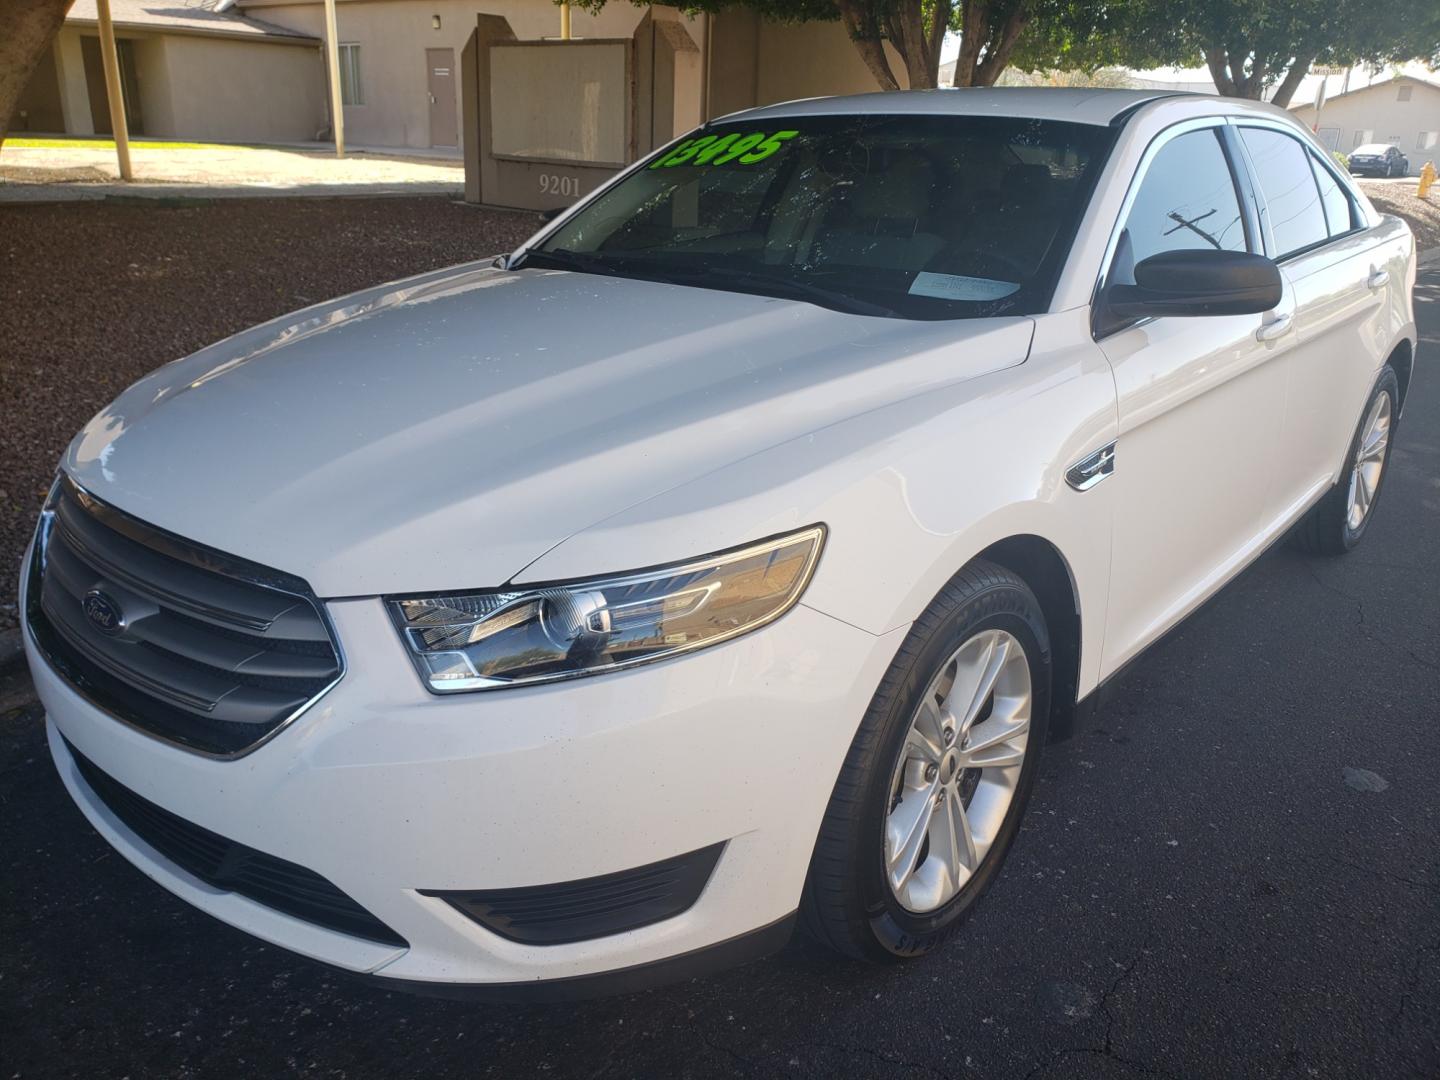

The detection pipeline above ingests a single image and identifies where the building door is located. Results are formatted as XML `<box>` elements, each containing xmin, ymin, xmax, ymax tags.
<box><xmin>426</xmin><ymin>48</ymin><xmax>457</xmax><ymax>147</ymax></box>
<box><xmin>81</xmin><ymin>37</ymin><xmax>144</xmax><ymax>135</ymax></box>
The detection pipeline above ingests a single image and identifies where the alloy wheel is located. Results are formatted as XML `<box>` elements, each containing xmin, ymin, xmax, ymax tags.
<box><xmin>1347</xmin><ymin>392</ymin><xmax>1392</xmax><ymax>531</ymax></box>
<box><xmin>883</xmin><ymin>628</ymin><xmax>1032</xmax><ymax>913</ymax></box>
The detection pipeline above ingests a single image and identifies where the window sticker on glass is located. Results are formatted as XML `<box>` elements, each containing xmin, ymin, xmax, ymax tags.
<box><xmin>908</xmin><ymin>273</ymin><xmax>1020</xmax><ymax>301</ymax></box>
<box><xmin>651</xmin><ymin>130</ymin><xmax>799</xmax><ymax>169</ymax></box>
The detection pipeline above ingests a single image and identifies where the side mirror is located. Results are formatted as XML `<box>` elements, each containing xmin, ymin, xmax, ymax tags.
<box><xmin>1096</xmin><ymin>250</ymin><xmax>1282</xmax><ymax>335</ymax></box>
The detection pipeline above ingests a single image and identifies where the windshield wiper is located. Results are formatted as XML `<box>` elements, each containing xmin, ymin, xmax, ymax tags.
<box><xmin>514</xmin><ymin>249</ymin><xmax>899</xmax><ymax>318</ymax></box>
<box><xmin>509</xmin><ymin>247</ymin><xmax>631</xmax><ymax>275</ymax></box>
<box><xmin>665</xmin><ymin>264</ymin><xmax>901</xmax><ymax>318</ymax></box>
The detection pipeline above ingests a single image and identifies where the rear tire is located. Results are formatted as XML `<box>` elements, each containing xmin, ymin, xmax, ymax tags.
<box><xmin>1291</xmin><ymin>366</ymin><xmax>1399</xmax><ymax>556</ymax></box>
<box><xmin>801</xmin><ymin>560</ymin><xmax>1051</xmax><ymax>962</ymax></box>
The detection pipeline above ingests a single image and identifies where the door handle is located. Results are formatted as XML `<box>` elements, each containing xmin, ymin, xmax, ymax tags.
<box><xmin>1367</xmin><ymin>268</ymin><xmax>1390</xmax><ymax>290</ymax></box>
<box><xmin>1255</xmin><ymin>312</ymin><xmax>1293</xmax><ymax>342</ymax></box>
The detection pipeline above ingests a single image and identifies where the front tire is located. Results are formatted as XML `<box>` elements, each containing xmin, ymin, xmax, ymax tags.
<box><xmin>801</xmin><ymin>560</ymin><xmax>1051</xmax><ymax>962</ymax></box>
<box><xmin>1292</xmin><ymin>366</ymin><xmax>1399</xmax><ymax>555</ymax></box>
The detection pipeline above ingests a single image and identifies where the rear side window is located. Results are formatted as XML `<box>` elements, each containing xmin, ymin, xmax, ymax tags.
<box><xmin>1110</xmin><ymin>128</ymin><xmax>1247</xmax><ymax>283</ymax></box>
<box><xmin>1238</xmin><ymin>128</ymin><xmax>1329</xmax><ymax>258</ymax></box>
<box><xmin>1309</xmin><ymin>153</ymin><xmax>1358</xmax><ymax>237</ymax></box>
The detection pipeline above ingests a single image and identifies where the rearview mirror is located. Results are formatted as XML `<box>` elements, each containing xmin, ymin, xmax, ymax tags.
<box><xmin>540</xmin><ymin>205</ymin><xmax>569</xmax><ymax>223</ymax></box>
<box><xmin>1097</xmin><ymin>250</ymin><xmax>1282</xmax><ymax>335</ymax></box>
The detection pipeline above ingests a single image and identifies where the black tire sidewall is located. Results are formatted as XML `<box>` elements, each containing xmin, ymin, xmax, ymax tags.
<box><xmin>858</xmin><ymin>583</ymin><xmax>1051</xmax><ymax>958</ymax></box>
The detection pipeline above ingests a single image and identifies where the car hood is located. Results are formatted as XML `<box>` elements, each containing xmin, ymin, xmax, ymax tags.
<box><xmin>66</xmin><ymin>263</ymin><xmax>1034</xmax><ymax>596</ymax></box>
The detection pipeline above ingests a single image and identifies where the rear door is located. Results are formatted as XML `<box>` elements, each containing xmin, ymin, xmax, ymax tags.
<box><xmin>1095</xmin><ymin>122</ymin><xmax>1293</xmax><ymax>676</ymax></box>
<box><xmin>1232</xmin><ymin>124</ymin><xmax>1398</xmax><ymax>508</ymax></box>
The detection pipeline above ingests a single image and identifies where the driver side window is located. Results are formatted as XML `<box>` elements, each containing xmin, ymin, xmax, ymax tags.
<box><xmin>1112</xmin><ymin>129</ymin><xmax>1249</xmax><ymax>285</ymax></box>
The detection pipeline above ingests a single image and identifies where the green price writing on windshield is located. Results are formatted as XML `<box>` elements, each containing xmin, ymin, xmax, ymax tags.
<box><xmin>650</xmin><ymin>130</ymin><xmax>800</xmax><ymax>169</ymax></box>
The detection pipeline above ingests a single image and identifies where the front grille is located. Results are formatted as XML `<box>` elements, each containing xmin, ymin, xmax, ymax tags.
<box><xmin>422</xmin><ymin>843</ymin><xmax>725</xmax><ymax>945</ymax></box>
<box><xmin>64</xmin><ymin>737</ymin><xmax>405</xmax><ymax>947</ymax></box>
<box><xmin>27</xmin><ymin>478</ymin><xmax>342</xmax><ymax>756</ymax></box>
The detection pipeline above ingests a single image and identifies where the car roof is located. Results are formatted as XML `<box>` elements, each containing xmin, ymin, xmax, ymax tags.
<box><xmin>724</xmin><ymin>87</ymin><xmax>1211</xmax><ymax>128</ymax></box>
<box><xmin>1353</xmin><ymin>143</ymin><xmax>1394</xmax><ymax>153</ymax></box>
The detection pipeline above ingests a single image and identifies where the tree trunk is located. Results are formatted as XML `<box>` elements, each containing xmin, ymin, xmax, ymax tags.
<box><xmin>925</xmin><ymin>0</ymin><xmax>951</xmax><ymax>87</ymax></box>
<box><xmin>972</xmin><ymin>8</ymin><xmax>1031</xmax><ymax>87</ymax></box>
<box><xmin>0</xmin><ymin>0</ymin><xmax>75</xmax><ymax>146</ymax></box>
<box><xmin>1204</xmin><ymin>47</ymin><xmax>1236</xmax><ymax>96</ymax></box>
<box><xmin>951</xmin><ymin>0</ymin><xmax>990</xmax><ymax>87</ymax></box>
<box><xmin>1204</xmin><ymin>43</ymin><xmax>1272</xmax><ymax>99</ymax></box>
<box><xmin>951</xmin><ymin>0</ymin><xmax>1030</xmax><ymax>88</ymax></box>
<box><xmin>836</xmin><ymin>0</ymin><xmax>900</xmax><ymax>91</ymax></box>
<box><xmin>1269</xmin><ymin>55</ymin><xmax>1315</xmax><ymax>108</ymax></box>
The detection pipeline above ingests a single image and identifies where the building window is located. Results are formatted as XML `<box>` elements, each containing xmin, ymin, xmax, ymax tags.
<box><xmin>339</xmin><ymin>43</ymin><xmax>363</xmax><ymax>106</ymax></box>
<box><xmin>1352</xmin><ymin>129</ymin><xmax>1374</xmax><ymax>148</ymax></box>
<box><xmin>1397</xmin><ymin>84</ymin><xmax>1413</xmax><ymax>102</ymax></box>
<box><xmin>1419</xmin><ymin>132</ymin><xmax>1438</xmax><ymax>151</ymax></box>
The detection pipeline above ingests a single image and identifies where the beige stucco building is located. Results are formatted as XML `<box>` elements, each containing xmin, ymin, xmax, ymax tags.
<box><xmin>1290</xmin><ymin>73</ymin><xmax>1440</xmax><ymax>175</ymax></box>
<box><xmin>13</xmin><ymin>0</ymin><xmax>328</xmax><ymax>143</ymax></box>
<box><xmin>231</xmin><ymin>0</ymin><xmax>902</xmax><ymax>151</ymax></box>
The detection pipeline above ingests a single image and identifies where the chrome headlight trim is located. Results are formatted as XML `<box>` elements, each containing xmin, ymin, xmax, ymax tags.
<box><xmin>387</xmin><ymin>525</ymin><xmax>826</xmax><ymax>694</ymax></box>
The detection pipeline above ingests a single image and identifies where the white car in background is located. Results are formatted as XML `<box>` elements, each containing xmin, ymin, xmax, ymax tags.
<box><xmin>24</xmin><ymin>89</ymin><xmax>1417</xmax><ymax>998</ymax></box>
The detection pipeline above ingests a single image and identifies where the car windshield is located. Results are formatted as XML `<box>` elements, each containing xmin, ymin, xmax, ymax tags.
<box><xmin>521</xmin><ymin>114</ymin><xmax>1116</xmax><ymax>320</ymax></box>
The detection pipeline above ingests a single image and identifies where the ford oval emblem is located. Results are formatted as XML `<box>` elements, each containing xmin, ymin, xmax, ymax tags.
<box><xmin>82</xmin><ymin>590</ymin><xmax>124</xmax><ymax>635</ymax></box>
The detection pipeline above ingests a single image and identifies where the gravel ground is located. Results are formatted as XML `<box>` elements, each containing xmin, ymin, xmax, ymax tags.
<box><xmin>0</xmin><ymin>196</ymin><xmax>540</xmax><ymax>629</ymax></box>
<box><xmin>1361</xmin><ymin>180</ymin><xmax>1440</xmax><ymax>249</ymax></box>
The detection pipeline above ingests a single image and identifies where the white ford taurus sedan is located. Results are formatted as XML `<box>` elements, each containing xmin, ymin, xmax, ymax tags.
<box><xmin>24</xmin><ymin>89</ymin><xmax>1417</xmax><ymax>998</ymax></box>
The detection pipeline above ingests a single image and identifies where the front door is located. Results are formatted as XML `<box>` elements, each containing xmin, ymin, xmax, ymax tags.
<box><xmin>426</xmin><ymin>48</ymin><xmax>457</xmax><ymax>148</ymax></box>
<box><xmin>1096</xmin><ymin>123</ymin><xmax>1293</xmax><ymax>677</ymax></box>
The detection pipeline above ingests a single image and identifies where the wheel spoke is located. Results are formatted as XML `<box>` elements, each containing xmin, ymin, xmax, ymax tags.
<box><xmin>886</xmin><ymin>786</ymin><xmax>936</xmax><ymax>889</ymax></box>
<box><xmin>933</xmin><ymin>791</ymin><xmax>977</xmax><ymax>892</ymax></box>
<box><xmin>960</xmin><ymin>716</ymin><xmax>1029</xmax><ymax>769</ymax></box>
<box><xmin>1360</xmin><ymin>429</ymin><xmax>1389</xmax><ymax>464</ymax></box>
<box><xmin>910</xmin><ymin>698</ymin><xmax>949</xmax><ymax>762</ymax></box>
<box><xmin>949</xmin><ymin>632</ymin><xmax>1009</xmax><ymax>733</ymax></box>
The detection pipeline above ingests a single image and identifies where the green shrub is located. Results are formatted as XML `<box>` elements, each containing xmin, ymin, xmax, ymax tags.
<box><xmin>1333</xmin><ymin>150</ymin><xmax>1351</xmax><ymax>172</ymax></box>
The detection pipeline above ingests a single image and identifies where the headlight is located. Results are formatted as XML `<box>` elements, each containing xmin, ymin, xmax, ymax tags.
<box><xmin>389</xmin><ymin>526</ymin><xmax>825</xmax><ymax>692</ymax></box>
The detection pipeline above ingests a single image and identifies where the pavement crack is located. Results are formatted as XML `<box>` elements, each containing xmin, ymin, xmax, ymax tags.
<box><xmin>1022</xmin><ymin>943</ymin><xmax>1175</xmax><ymax>1079</ymax></box>
<box><xmin>1302</xmin><ymin>852</ymin><xmax>1439</xmax><ymax>892</ymax></box>
<box><xmin>1389</xmin><ymin>937</ymin><xmax>1440</xmax><ymax>1028</ymax></box>
<box><xmin>1301</xmin><ymin>562</ymin><xmax>1440</xmax><ymax>672</ymax></box>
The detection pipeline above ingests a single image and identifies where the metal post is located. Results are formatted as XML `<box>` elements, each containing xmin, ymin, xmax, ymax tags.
<box><xmin>323</xmin><ymin>0</ymin><xmax>345</xmax><ymax>156</ymax></box>
<box><xmin>560</xmin><ymin>2</ymin><xmax>571</xmax><ymax>39</ymax></box>
<box><xmin>94</xmin><ymin>0</ymin><xmax>132</xmax><ymax>180</ymax></box>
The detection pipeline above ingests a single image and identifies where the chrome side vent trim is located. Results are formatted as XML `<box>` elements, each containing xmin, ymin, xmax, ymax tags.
<box><xmin>1067</xmin><ymin>442</ymin><xmax>1116</xmax><ymax>492</ymax></box>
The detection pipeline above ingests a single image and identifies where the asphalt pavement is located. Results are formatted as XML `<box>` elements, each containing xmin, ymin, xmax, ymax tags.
<box><xmin>3</xmin><ymin>271</ymin><xmax>1437</xmax><ymax>1080</ymax></box>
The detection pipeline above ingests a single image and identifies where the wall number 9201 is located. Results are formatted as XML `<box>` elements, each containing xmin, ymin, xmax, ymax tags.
<box><xmin>649</xmin><ymin>130</ymin><xmax>800</xmax><ymax>169</ymax></box>
<box><xmin>540</xmin><ymin>174</ymin><xmax>581</xmax><ymax>197</ymax></box>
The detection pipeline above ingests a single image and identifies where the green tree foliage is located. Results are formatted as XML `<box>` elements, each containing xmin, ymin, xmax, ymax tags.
<box><xmin>568</xmin><ymin>0</ymin><xmax>1174</xmax><ymax>90</ymax></box>
<box><xmin>1151</xmin><ymin>0</ymin><xmax>1440</xmax><ymax>105</ymax></box>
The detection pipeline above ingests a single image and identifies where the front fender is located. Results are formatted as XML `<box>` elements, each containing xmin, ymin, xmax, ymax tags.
<box><xmin>516</xmin><ymin>310</ymin><xmax>1119</xmax><ymax>701</ymax></box>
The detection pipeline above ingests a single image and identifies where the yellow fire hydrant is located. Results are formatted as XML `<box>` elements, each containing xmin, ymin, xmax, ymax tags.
<box><xmin>1420</xmin><ymin>161</ymin><xmax>1437</xmax><ymax>199</ymax></box>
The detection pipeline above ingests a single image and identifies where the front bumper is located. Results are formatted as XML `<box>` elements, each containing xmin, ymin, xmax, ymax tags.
<box><xmin>31</xmin><ymin>574</ymin><xmax>903</xmax><ymax>992</ymax></box>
